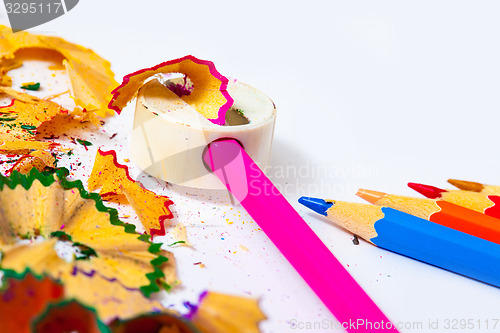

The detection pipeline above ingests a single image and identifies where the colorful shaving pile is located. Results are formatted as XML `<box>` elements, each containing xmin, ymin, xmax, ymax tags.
<box><xmin>88</xmin><ymin>149</ymin><xmax>176</xmax><ymax>238</ymax></box>
<box><xmin>0</xmin><ymin>270</ymin><xmax>265</xmax><ymax>333</ymax></box>
<box><xmin>0</xmin><ymin>27</ymin><xmax>265</xmax><ymax>332</ymax></box>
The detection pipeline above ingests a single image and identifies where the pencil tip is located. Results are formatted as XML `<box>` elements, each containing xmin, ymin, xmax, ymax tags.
<box><xmin>298</xmin><ymin>197</ymin><xmax>333</xmax><ymax>216</ymax></box>
<box><xmin>447</xmin><ymin>179</ymin><xmax>484</xmax><ymax>192</ymax></box>
<box><xmin>408</xmin><ymin>182</ymin><xmax>446</xmax><ymax>199</ymax></box>
<box><xmin>356</xmin><ymin>189</ymin><xmax>386</xmax><ymax>204</ymax></box>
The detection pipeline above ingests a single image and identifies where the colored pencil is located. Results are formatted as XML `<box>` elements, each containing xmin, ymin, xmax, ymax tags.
<box><xmin>203</xmin><ymin>139</ymin><xmax>398</xmax><ymax>332</ymax></box>
<box><xmin>357</xmin><ymin>189</ymin><xmax>500</xmax><ymax>245</ymax></box>
<box><xmin>409</xmin><ymin>182</ymin><xmax>500</xmax><ymax>219</ymax></box>
<box><xmin>448</xmin><ymin>179</ymin><xmax>500</xmax><ymax>196</ymax></box>
<box><xmin>299</xmin><ymin>197</ymin><xmax>500</xmax><ymax>288</ymax></box>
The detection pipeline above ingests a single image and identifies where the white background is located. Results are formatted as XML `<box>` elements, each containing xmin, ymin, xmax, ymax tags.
<box><xmin>2</xmin><ymin>1</ymin><xmax>500</xmax><ymax>332</ymax></box>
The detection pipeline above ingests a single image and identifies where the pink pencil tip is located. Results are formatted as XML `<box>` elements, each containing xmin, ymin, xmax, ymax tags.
<box><xmin>408</xmin><ymin>182</ymin><xmax>446</xmax><ymax>199</ymax></box>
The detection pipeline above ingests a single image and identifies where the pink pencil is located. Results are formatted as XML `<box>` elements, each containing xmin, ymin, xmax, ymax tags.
<box><xmin>203</xmin><ymin>138</ymin><xmax>398</xmax><ymax>332</ymax></box>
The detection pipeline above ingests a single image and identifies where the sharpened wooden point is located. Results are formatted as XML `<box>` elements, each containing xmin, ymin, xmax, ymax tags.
<box><xmin>447</xmin><ymin>179</ymin><xmax>485</xmax><ymax>192</ymax></box>
<box><xmin>356</xmin><ymin>189</ymin><xmax>386</xmax><ymax>204</ymax></box>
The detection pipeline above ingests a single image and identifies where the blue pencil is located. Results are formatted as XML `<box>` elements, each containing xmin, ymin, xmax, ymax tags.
<box><xmin>299</xmin><ymin>197</ymin><xmax>500</xmax><ymax>288</ymax></box>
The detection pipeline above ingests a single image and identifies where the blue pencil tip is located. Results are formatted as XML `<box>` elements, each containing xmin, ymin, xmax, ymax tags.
<box><xmin>298</xmin><ymin>197</ymin><xmax>333</xmax><ymax>216</ymax></box>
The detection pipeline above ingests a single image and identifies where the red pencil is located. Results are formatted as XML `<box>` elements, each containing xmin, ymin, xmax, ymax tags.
<box><xmin>409</xmin><ymin>182</ymin><xmax>500</xmax><ymax>219</ymax></box>
<box><xmin>357</xmin><ymin>189</ymin><xmax>500</xmax><ymax>245</ymax></box>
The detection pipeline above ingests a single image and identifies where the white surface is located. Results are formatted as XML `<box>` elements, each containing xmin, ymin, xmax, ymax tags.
<box><xmin>2</xmin><ymin>1</ymin><xmax>500</xmax><ymax>332</ymax></box>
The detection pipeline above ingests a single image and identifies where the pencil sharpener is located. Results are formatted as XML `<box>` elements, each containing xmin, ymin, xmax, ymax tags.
<box><xmin>130</xmin><ymin>78</ymin><xmax>277</xmax><ymax>189</ymax></box>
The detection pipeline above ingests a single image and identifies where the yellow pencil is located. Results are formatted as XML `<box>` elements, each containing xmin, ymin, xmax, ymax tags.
<box><xmin>448</xmin><ymin>179</ymin><xmax>500</xmax><ymax>196</ymax></box>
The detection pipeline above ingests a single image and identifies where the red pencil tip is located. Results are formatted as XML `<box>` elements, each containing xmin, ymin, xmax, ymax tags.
<box><xmin>408</xmin><ymin>182</ymin><xmax>446</xmax><ymax>199</ymax></box>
